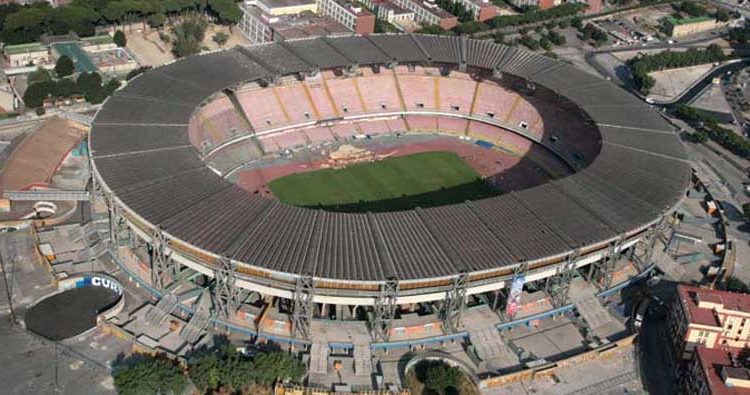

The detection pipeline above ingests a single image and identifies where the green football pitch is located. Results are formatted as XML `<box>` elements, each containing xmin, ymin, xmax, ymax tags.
<box><xmin>268</xmin><ymin>151</ymin><xmax>498</xmax><ymax>212</ymax></box>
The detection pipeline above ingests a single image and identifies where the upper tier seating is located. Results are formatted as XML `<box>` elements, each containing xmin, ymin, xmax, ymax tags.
<box><xmin>190</xmin><ymin>96</ymin><xmax>249</xmax><ymax>151</ymax></box>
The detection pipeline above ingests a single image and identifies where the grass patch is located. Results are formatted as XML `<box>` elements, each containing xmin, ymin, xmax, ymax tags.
<box><xmin>268</xmin><ymin>151</ymin><xmax>498</xmax><ymax>212</ymax></box>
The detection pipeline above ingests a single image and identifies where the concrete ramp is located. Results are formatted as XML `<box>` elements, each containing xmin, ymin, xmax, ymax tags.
<box><xmin>469</xmin><ymin>328</ymin><xmax>511</xmax><ymax>360</ymax></box>
<box><xmin>653</xmin><ymin>247</ymin><xmax>685</xmax><ymax>281</ymax></box>
<box><xmin>309</xmin><ymin>342</ymin><xmax>329</xmax><ymax>375</ymax></box>
<box><xmin>570</xmin><ymin>281</ymin><xmax>618</xmax><ymax>338</ymax></box>
<box><xmin>354</xmin><ymin>342</ymin><xmax>373</xmax><ymax>376</ymax></box>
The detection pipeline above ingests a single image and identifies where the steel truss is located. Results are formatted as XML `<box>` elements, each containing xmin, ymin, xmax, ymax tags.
<box><xmin>291</xmin><ymin>274</ymin><xmax>314</xmax><ymax>342</ymax></box>
<box><xmin>588</xmin><ymin>237</ymin><xmax>624</xmax><ymax>291</ymax></box>
<box><xmin>633</xmin><ymin>217</ymin><xmax>669</xmax><ymax>270</ymax></box>
<box><xmin>150</xmin><ymin>226</ymin><xmax>173</xmax><ymax>290</ymax></box>
<box><xmin>213</xmin><ymin>257</ymin><xmax>243</xmax><ymax>319</ymax></box>
<box><xmin>441</xmin><ymin>272</ymin><xmax>469</xmax><ymax>334</ymax></box>
<box><xmin>372</xmin><ymin>278</ymin><xmax>398</xmax><ymax>342</ymax></box>
<box><xmin>545</xmin><ymin>252</ymin><xmax>578</xmax><ymax>308</ymax></box>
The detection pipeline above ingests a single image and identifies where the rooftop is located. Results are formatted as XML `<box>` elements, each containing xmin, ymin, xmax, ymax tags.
<box><xmin>80</xmin><ymin>35</ymin><xmax>114</xmax><ymax>46</ymax></box>
<box><xmin>696</xmin><ymin>347</ymin><xmax>750</xmax><ymax>395</ymax></box>
<box><xmin>414</xmin><ymin>0</ymin><xmax>456</xmax><ymax>18</ymax></box>
<box><xmin>678</xmin><ymin>285</ymin><xmax>750</xmax><ymax>327</ymax></box>
<box><xmin>4</xmin><ymin>43</ymin><xmax>46</xmax><ymax>55</ymax></box>
<box><xmin>258</xmin><ymin>0</ymin><xmax>317</xmax><ymax>8</ymax></box>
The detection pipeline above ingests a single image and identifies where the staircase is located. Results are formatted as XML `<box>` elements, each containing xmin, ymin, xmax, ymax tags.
<box><xmin>180</xmin><ymin>289</ymin><xmax>212</xmax><ymax>344</ymax></box>
<box><xmin>354</xmin><ymin>342</ymin><xmax>373</xmax><ymax>377</ymax></box>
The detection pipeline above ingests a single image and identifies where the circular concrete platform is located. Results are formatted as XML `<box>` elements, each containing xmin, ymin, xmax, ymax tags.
<box><xmin>25</xmin><ymin>285</ymin><xmax>121</xmax><ymax>341</ymax></box>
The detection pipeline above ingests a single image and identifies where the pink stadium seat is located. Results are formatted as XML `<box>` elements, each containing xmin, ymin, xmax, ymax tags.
<box><xmin>472</xmin><ymin>81</ymin><xmax>516</xmax><ymax>120</ymax></box>
<box><xmin>356</xmin><ymin>74</ymin><xmax>403</xmax><ymax>113</ymax></box>
<box><xmin>190</xmin><ymin>96</ymin><xmax>247</xmax><ymax>150</ymax></box>
<box><xmin>506</xmin><ymin>100</ymin><xmax>543</xmax><ymax>138</ymax></box>
<box><xmin>329</xmin><ymin>123</ymin><xmax>360</xmax><ymax>139</ymax></box>
<box><xmin>237</xmin><ymin>88</ymin><xmax>289</xmax><ymax>131</ymax></box>
<box><xmin>305</xmin><ymin>80</ymin><xmax>338</xmax><ymax>119</ymax></box>
<box><xmin>270</xmin><ymin>131</ymin><xmax>307</xmax><ymax>150</ymax></box>
<box><xmin>258</xmin><ymin>135</ymin><xmax>280</xmax><ymax>153</ymax></box>
<box><xmin>396</xmin><ymin>74</ymin><xmax>437</xmax><ymax>111</ymax></box>
<box><xmin>355</xmin><ymin>119</ymin><xmax>391</xmax><ymax>136</ymax></box>
<box><xmin>437</xmin><ymin>117</ymin><xmax>468</xmax><ymax>135</ymax></box>
<box><xmin>325</xmin><ymin>77</ymin><xmax>365</xmax><ymax>115</ymax></box>
<box><xmin>438</xmin><ymin>77</ymin><xmax>475</xmax><ymax>114</ymax></box>
<box><xmin>467</xmin><ymin>121</ymin><xmax>532</xmax><ymax>155</ymax></box>
<box><xmin>386</xmin><ymin>118</ymin><xmax>408</xmax><ymax>133</ymax></box>
<box><xmin>302</xmin><ymin>126</ymin><xmax>335</xmax><ymax>144</ymax></box>
<box><xmin>274</xmin><ymin>84</ymin><xmax>317</xmax><ymax>124</ymax></box>
<box><xmin>405</xmin><ymin>115</ymin><xmax>438</xmax><ymax>132</ymax></box>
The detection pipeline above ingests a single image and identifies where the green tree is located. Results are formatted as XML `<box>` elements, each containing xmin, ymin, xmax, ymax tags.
<box><xmin>743</xmin><ymin>203</ymin><xmax>750</xmax><ymax>219</ymax></box>
<box><xmin>55</xmin><ymin>78</ymin><xmax>80</xmax><ymax>98</ymax></box>
<box><xmin>23</xmin><ymin>82</ymin><xmax>50</xmax><ymax>108</ymax></box>
<box><xmin>114</xmin><ymin>29</ymin><xmax>127</xmax><ymax>47</ymax></box>
<box><xmin>77</xmin><ymin>71</ymin><xmax>102</xmax><ymax>96</ymax></box>
<box><xmin>172</xmin><ymin>16</ymin><xmax>207</xmax><ymax>58</ymax></box>
<box><xmin>54</xmin><ymin>55</ymin><xmax>75</xmax><ymax>77</ymax></box>
<box><xmin>48</xmin><ymin>6</ymin><xmax>99</xmax><ymax>36</ymax></box>
<box><xmin>251</xmin><ymin>351</ymin><xmax>305</xmax><ymax>385</ymax></box>
<box><xmin>113</xmin><ymin>354</ymin><xmax>188</xmax><ymax>395</ymax></box>
<box><xmin>27</xmin><ymin>67</ymin><xmax>52</xmax><ymax>85</ymax></box>
<box><xmin>148</xmin><ymin>13</ymin><xmax>166</xmax><ymax>28</ymax></box>
<box><xmin>212</xmin><ymin>31</ymin><xmax>228</xmax><ymax>47</ymax></box>
<box><xmin>726</xmin><ymin>276</ymin><xmax>750</xmax><ymax>293</ymax></box>
<box><xmin>208</xmin><ymin>0</ymin><xmax>242</xmax><ymax>26</ymax></box>
<box><xmin>539</xmin><ymin>36</ymin><xmax>551</xmax><ymax>50</ymax></box>
<box><xmin>420</xmin><ymin>363</ymin><xmax>463</xmax><ymax>395</ymax></box>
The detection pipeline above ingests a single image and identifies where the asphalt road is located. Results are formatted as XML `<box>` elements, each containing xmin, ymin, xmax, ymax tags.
<box><xmin>636</xmin><ymin>281</ymin><xmax>680</xmax><ymax>395</ymax></box>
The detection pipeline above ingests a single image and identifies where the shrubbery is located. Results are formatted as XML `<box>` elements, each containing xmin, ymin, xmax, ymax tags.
<box><xmin>489</xmin><ymin>3</ymin><xmax>586</xmax><ymax>29</ymax></box>
<box><xmin>22</xmin><ymin>71</ymin><xmax>120</xmax><ymax>108</ymax></box>
<box><xmin>0</xmin><ymin>0</ymin><xmax>241</xmax><ymax>45</ymax></box>
<box><xmin>674</xmin><ymin>104</ymin><xmax>750</xmax><ymax>159</ymax></box>
<box><xmin>114</xmin><ymin>346</ymin><xmax>306</xmax><ymax>395</ymax></box>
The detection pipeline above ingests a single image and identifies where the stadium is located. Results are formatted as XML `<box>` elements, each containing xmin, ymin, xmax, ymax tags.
<box><xmin>89</xmin><ymin>34</ymin><xmax>690</xmax><ymax>362</ymax></box>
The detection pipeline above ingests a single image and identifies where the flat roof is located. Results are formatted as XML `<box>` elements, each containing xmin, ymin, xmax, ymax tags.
<box><xmin>259</xmin><ymin>0</ymin><xmax>316</xmax><ymax>9</ymax></box>
<box><xmin>4</xmin><ymin>43</ymin><xmax>46</xmax><ymax>55</ymax></box>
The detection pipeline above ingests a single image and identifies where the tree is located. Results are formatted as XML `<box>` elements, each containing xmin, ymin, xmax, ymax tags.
<box><xmin>212</xmin><ymin>31</ymin><xmax>228</xmax><ymax>47</ymax></box>
<box><xmin>539</xmin><ymin>37</ymin><xmax>552</xmax><ymax>51</ymax></box>
<box><xmin>208</xmin><ymin>0</ymin><xmax>242</xmax><ymax>26</ymax></box>
<box><xmin>113</xmin><ymin>354</ymin><xmax>188</xmax><ymax>395</ymax></box>
<box><xmin>172</xmin><ymin>17</ymin><xmax>207</xmax><ymax>58</ymax></box>
<box><xmin>77</xmin><ymin>71</ymin><xmax>102</xmax><ymax>97</ymax></box>
<box><xmin>55</xmin><ymin>78</ymin><xmax>80</xmax><ymax>98</ymax></box>
<box><xmin>726</xmin><ymin>277</ymin><xmax>750</xmax><ymax>293</ymax></box>
<box><xmin>27</xmin><ymin>67</ymin><xmax>51</xmax><ymax>85</ymax></box>
<box><xmin>23</xmin><ymin>82</ymin><xmax>49</xmax><ymax>108</ymax></box>
<box><xmin>418</xmin><ymin>362</ymin><xmax>463</xmax><ymax>395</ymax></box>
<box><xmin>188</xmin><ymin>346</ymin><xmax>257</xmax><ymax>393</ymax></box>
<box><xmin>54</xmin><ymin>55</ymin><xmax>75</xmax><ymax>77</ymax></box>
<box><xmin>113</xmin><ymin>29</ymin><xmax>127</xmax><ymax>47</ymax></box>
<box><xmin>251</xmin><ymin>351</ymin><xmax>305</xmax><ymax>385</ymax></box>
<box><xmin>148</xmin><ymin>13</ymin><xmax>166</xmax><ymax>28</ymax></box>
<box><xmin>743</xmin><ymin>202</ymin><xmax>750</xmax><ymax>220</ymax></box>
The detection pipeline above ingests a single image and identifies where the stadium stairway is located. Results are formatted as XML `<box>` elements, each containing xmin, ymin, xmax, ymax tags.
<box><xmin>309</xmin><ymin>341</ymin><xmax>329</xmax><ymax>375</ymax></box>
<box><xmin>569</xmin><ymin>280</ymin><xmax>618</xmax><ymax>339</ymax></box>
<box><xmin>354</xmin><ymin>342</ymin><xmax>373</xmax><ymax>377</ymax></box>
<box><xmin>468</xmin><ymin>327</ymin><xmax>519</xmax><ymax>368</ymax></box>
<box><xmin>180</xmin><ymin>289</ymin><xmax>212</xmax><ymax>344</ymax></box>
<box><xmin>145</xmin><ymin>290</ymin><xmax>178</xmax><ymax>327</ymax></box>
<box><xmin>652</xmin><ymin>242</ymin><xmax>686</xmax><ymax>281</ymax></box>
